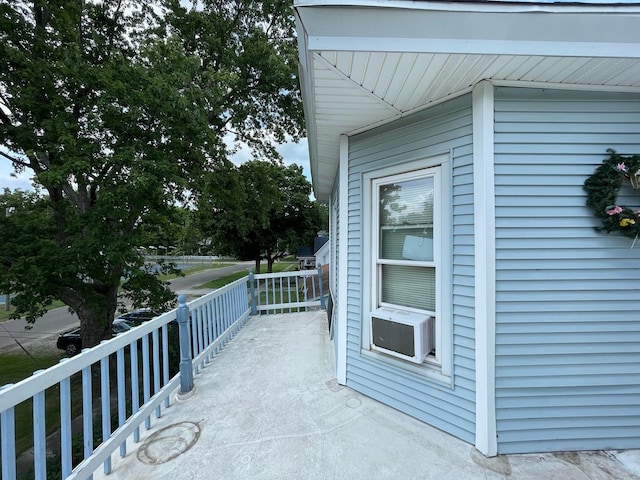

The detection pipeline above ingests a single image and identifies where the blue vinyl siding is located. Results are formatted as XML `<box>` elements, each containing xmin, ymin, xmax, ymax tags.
<box><xmin>345</xmin><ymin>95</ymin><xmax>476</xmax><ymax>443</ymax></box>
<box><xmin>494</xmin><ymin>87</ymin><xmax>640</xmax><ymax>454</ymax></box>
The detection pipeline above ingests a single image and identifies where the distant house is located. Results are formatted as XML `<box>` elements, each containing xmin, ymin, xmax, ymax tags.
<box><xmin>296</xmin><ymin>235</ymin><xmax>329</xmax><ymax>269</ymax></box>
<box><xmin>295</xmin><ymin>0</ymin><xmax>640</xmax><ymax>457</ymax></box>
<box><xmin>314</xmin><ymin>237</ymin><xmax>330</xmax><ymax>267</ymax></box>
<box><xmin>295</xmin><ymin>245</ymin><xmax>315</xmax><ymax>270</ymax></box>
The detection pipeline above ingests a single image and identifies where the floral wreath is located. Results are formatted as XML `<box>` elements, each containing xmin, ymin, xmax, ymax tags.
<box><xmin>583</xmin><ymin>149</ymin><xmax>640</xmax><ymax>240</ymax></box>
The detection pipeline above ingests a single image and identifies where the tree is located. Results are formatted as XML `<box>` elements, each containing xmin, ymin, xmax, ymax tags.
<box><xmin>200</xmin><ymin>160</ymin><xmax>326</xmax><ymax>273</ymax></box>
<box><xmin>0</xmin><ymin>0</ymin><xmax>304</xmax><ymax>347</ymax></box>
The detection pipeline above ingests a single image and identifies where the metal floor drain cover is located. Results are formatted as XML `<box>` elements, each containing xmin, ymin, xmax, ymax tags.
<box><xmin>137</xmin><ymin>421</ymin><xmax>201</xmax><ymax>465</ymax></box>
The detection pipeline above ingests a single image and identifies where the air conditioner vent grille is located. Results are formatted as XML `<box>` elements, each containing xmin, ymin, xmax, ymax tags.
<box><xmin>372</xmin><ymin>317</ymin><xmax>415</xmax><ymax>357</ymax></box>
<box><xmin>370</xmin><ymin>308</ymin><xmax>433</xmax><ymax>364</ymax></box>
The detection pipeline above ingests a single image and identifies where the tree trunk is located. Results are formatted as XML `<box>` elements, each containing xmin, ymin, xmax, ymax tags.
<box><xmin>60</xmin><ymin>283</ymin><xmax>119</xmax><ymax>350</ymax></box>
<box><xmin>254</xmin><ymin>256</ymin><xmax>261</xmax><ymax>274</ymax></box>
<box><xmin>267</xmin><ymin>256</ymin><xmax>275</xmax><ymax>273</ymax></box>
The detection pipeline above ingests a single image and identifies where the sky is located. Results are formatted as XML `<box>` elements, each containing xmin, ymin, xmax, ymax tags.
<box><xmin>0</xmin><ymin>137</ymin><xmax>312</xmax><ymax>193</ymax></box>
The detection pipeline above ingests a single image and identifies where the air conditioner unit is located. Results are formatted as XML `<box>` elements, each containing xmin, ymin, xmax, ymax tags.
<box><xmin>370</xmin><ymin>308</ymin><xmax>433</xmax><ymax>364</ymax></box>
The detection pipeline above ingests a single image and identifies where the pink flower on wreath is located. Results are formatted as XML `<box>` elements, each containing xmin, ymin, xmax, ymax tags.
<box><xmin>616</xmin><ymin>162</ymin><xmax>628</xmax><ymax>172</ymax></box>
<box><xmin>605</xmin><ymin>205</ymin><xmax>623</xmax><ymax>215</ymax></box>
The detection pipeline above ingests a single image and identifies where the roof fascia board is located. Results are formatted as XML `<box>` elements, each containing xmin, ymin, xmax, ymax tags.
<box><xmin>295</xmin><ymin>0</ymin><xmax>640</xmax><ymax>14</ymax></box>
<box><xmin>299</xmin><ymin>7</ymin><xmax>640</xmax><ymax>59</ymax></box>
<box><xmin>294</xmin><ymin>11</ymin><xmax>324</xmax><ymax>200</ymax></box>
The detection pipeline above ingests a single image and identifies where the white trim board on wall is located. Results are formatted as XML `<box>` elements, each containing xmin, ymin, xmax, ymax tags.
<box><xmin>336</xmin><ymin>134</ymin><xmax>349</xmax><ymax>385</ymax></box>
<box><xmin>473</xmin><ymin>80</ymin><xmax>498</xmax><ymax>457</ymax></box>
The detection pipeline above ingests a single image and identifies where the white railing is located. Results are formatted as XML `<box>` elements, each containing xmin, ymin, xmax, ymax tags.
<box><xmin>0</xmin><ymin>267</ymin><xmax>324</xmax><ymax>480</ymax></box>
<box><xmin>0</xmin><ymin>277</ymin><xmax>250</xmax><ymax>480</ymax></box>
<box><xmin>249</xmin><ymin>266</ymin><xmax>326</xmax><ymax>314</ymax></box>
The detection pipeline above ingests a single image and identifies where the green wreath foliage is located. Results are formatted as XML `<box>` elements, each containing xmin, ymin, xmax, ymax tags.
<box><xmin>584</xmin><ymin>149</ymin><xmax>640</xmax><ymax>239</ymax></box>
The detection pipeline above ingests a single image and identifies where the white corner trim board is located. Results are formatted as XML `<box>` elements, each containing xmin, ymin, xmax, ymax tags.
<box><xmin>472</xmin><ymin>80</ymin><xmax>498</xmax><ymax>457</ymax></box>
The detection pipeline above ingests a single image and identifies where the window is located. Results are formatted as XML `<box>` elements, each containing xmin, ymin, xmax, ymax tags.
<box><xmin>375</xmin><ymin>172</ymin><xmax>439</xmax><ymax>314</ymax></box>
<box><xmin>362</xmin><ymin>154</ymin><xmax>451</xmax><ymax>379</ymax></box>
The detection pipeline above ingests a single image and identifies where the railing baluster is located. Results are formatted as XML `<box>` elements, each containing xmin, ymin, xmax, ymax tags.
<box><xmin>33</xmin><ymin>370</ymin><xmax>46</xmax><ymax>480</ymax></box>
<box><xmin>225</xmin><ymin>292</ymin><xmax>231</xmax><ymax>335</ymax></box>
<box><xmin>59</xmin><ymin>360</ymin><xmax>72</xmax><ymax>479</ymax></box>
<box><xmin>190</xmin><ymin>311</ymin><xmax>199</xmax><ymax>374</ymax></box>
<box><xmin>100</xmin><ymin>346</ymin><xmax>111</xmax><ymax>474</ymax></box>
<box><xmin>81</xmin><ymin>359</ymin><xmax>93</xmax><ymax>479</ymax></box>
<box><xmin>202</xmin><ymin>304</ymin><xmax>210</xmax><ymax>361</ymax></box>
<box><xmin>1</xmin><ymin>384</ymin><xmax>16</xmax><ymax>480</ymax></box>
<box><xmin>206</xmin><ymin>301</ymin><xmax>213</xmax><ymax>360</ymax></box>
<box><xmin>116</xmin><ymin>347</ymin><xmax>127</xmax><ymax>457</ymax></box>
<box><xmin>318</xmin><ymin>264</ymin><xmax>326</xmax><ymax>309</ymax></box>
<box><xmin>311</xmin><ymin>271</ymin><xmax>317</xmax><ymax>304</ymax></box>
<box><xmin>286</xmin><ymin>277</ymin><xmax>290</xmax><ymax>313</ymax></box>
<box><xmin>130</xmin><ymin>340</ymin><xmax>140</xmax><ymax>442</ymax></box>
<box><xmin>271</xmin><ymin>277</ymin><xmax>276</xmax><ymax>313</ymax></box>
<box><xmin>162</xmin><ymin>324</ymin><xmax>170</xmax><ymax>408</ymax></box>
<box><xmin>197</xmin><ymin>306</ymin><xmax>204</xmax><ymax>365</ymax></box>
<box><xmin>257</xmin><ymin>277</ymin><xmax>262</xmax><ymax>310</ymax></box>
<box><xmin>142</xmin><ymin>334</ymin><xmax>151</xmax><ymax>429</ymax></box>
<box><xmin>153</xmin><ymin>329</ymin><xmax>161</xmax><ymax>418</ymax></box>
<box><xmin>212</xmin><ymin>297</ymin><xmax>219</xmax><ymax>353</ymax></box>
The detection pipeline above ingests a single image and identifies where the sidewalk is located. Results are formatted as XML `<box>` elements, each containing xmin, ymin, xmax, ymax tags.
<box><xmin>96</xmin><ymin>311</ymin><xmax>640</xmax><ymax>480</ymax></box>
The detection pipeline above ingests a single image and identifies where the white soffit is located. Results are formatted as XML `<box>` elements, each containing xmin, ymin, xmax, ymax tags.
<box><xmin>295</xmin><ymin>3</ymin><xmax>640</xmax><ymax>201</ymax></box>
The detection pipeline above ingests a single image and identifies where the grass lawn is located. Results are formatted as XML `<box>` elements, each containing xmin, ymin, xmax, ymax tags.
<box><xmin>196</xmin><ymin>260</ymin><xmax>298</xmax><ymax>289</ymax></box>
<box><xmin>0</xmin><ymin>351</ymin><xmax>66</xmax><ymax>457</ymax></box>
<box><xmin>157</xmin><ymin>261</ymin><xmax>239</xmax><ymax>281</ymax></box>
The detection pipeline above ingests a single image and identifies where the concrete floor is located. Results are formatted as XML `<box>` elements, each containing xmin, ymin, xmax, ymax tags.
<box><xmin>95</xmin><ymin>311</ymin><xmax>640</xmax><ymax>480</ymax></box>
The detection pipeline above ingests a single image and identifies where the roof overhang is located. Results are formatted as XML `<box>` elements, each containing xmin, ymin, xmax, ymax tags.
<box><xmin>294</xmin><ymin>1</ymin><xmax>640</xmax><ymax>202</ymax></box>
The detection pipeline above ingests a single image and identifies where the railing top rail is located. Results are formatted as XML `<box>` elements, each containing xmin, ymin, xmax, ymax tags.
<box><xmin>254</xmin><ymin>269</ymin><xmax>319</xmax><ymax>280</ymax></box>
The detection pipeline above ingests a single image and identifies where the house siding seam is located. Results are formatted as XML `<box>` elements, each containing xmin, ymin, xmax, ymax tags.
<box><xmin>344</xmin><ymin>94</ymin><xmax>476</xmax><ymax>443</ymax></box>
<box><xmin>493</xmin><ymin>87</ymin><xmax>640</xmax><ymax>454</ymax></box>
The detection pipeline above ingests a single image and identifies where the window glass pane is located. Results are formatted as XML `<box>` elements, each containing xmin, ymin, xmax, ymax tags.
<box><xmin>381</xmin><ymin>265</ymin><xmax>435</xmax><ymax>311</ymax></box>
<box><xmin>379</xmin><ymin>177</ymin><xmax>434</xmax><ymax>261</ymax></box>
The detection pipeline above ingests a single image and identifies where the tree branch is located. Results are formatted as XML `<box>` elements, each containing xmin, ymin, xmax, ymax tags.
<box><xmin>0</xmin><ymin>150</ymin><xmax>30</xmax><ymax>169</ymax></box>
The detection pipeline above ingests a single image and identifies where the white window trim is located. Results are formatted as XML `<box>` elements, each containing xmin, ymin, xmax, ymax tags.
<box><xmin>362</xmin><ymin>152</ymin><xmax>452</xmax><ymax>384</ymax></box>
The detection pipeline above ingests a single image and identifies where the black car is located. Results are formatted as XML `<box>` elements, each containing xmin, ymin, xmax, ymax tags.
<box><xmin>116</xmin><ymin>308</ymin><xmax>161</xmax><ymax>326</ymax></box>
<box><xmin>56</xmin><ymin>319</ymin><xmax>133</xmax><ymax>356</ymax></box>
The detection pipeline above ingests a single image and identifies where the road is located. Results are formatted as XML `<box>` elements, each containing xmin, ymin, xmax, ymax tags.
<box><xmin>0</xmin><ymin>261</ymin><xmax>253</xmax><ymax>353</ymax></box>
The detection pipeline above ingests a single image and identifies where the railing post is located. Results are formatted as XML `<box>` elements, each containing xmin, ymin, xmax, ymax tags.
<box><xmin>177</xmin><ymin>294</ymin><xmax>194</xmax><ymax>393</ymax></box>
<box><xmin>318</xmin><ymin>264</ymin><xmax>326</xmax><ymax>310</ymax></box>
<box><xmin>249</xmin><ymin>269</ymin><xmax>257</xmax><ymax>315</ymax></box>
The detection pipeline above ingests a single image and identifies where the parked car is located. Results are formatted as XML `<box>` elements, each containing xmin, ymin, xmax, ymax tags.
<box><xmin>116</xmin><ymin>308</ymin><xmax>162</xmax><ymax>326</ymax></box>
<box><xmin>56</xmin><ymin>319</ymin><xmax>133</xmax><ymax>356</ymax></box>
